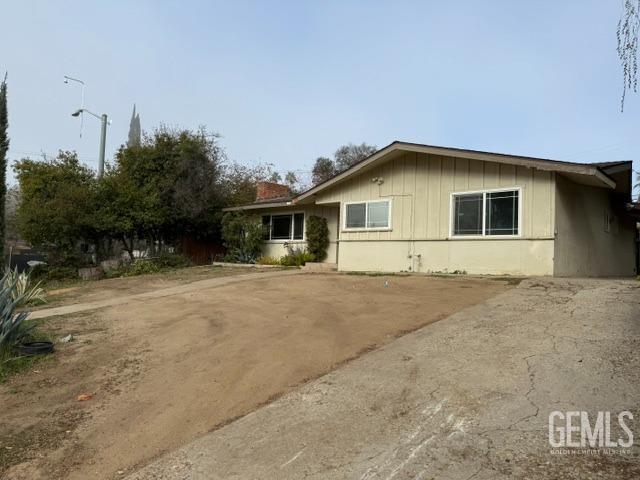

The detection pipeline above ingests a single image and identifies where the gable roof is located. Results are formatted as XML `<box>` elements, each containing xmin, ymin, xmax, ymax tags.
<box><xmin>224</xmin><ymin>141</ymin><xmax>631</xmax><ymax>212</ymax></box>
<box><xmin>294</xmin><ymin>141</ymin><xmax>625</xmax><ymax>204</ymax></box>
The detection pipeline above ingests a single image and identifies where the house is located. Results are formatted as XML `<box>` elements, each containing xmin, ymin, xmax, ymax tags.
<box><xmin>225</xmin><ymin>141</ymin><xmax>638</xmax><ymax>276</ymax></box>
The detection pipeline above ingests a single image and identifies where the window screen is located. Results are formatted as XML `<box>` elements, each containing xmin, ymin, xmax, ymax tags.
<box><xmin>367</xmin><ymin>201</ymin><xmax>390</xmax><ymax>228</ymax></box>
<box><xmin>485</xmin><ymin>190</ymin><xmax>518</xmax><ymax>235</ymax></box>
<box><xmin>346</xmin><ymin>203</ymin><xmax>366</xmax><ymax>228</ymax></box>
<box><xmin>453</xmin><ymin>194</ymin><xmax>483</xmax><ymax>235</ymax></box>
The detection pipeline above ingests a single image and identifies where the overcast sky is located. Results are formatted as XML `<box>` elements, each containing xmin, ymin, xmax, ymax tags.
<box><xmin>1</xmin><ymin>1</ymin><xmax>638</xmax><ymax>193</ymax></box>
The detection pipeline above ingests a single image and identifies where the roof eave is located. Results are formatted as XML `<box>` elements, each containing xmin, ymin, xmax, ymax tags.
<box><xmin>223</xmin><ymin>200</ymin><xmax>293</xmax><ymax>212</ymax></box>
<box><xmin>594</xmin><ymin>170</ymin><xmax>617</xmax><ymax>189</ymax></box>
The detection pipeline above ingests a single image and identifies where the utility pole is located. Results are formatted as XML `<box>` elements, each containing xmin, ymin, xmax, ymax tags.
<box><xmin>65</xmin><ymin>76</ymin><xmax>109</xmax><ymax>177</ymax></box>
<box><xmin>98</xmin><ymin>113</ymin><xmax>107</xmax><ymax>177</ymax></box>
<box><xmin>70</xmin><ymin>107</ymin><xmax>109</xmax><ymax>177</ymax></box>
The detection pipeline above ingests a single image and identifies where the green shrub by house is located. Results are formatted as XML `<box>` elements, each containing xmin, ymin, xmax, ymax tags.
<box><xmin>305</xmin><ymin>215</ymin><xmax>329</xmax><ymax>262</ymax></box>
<box><xmin>221</xmin><ymin>212</ymin><xmax>264</xmax><ymax>263</ymax></box>
<box><xmin>154</xmin><ymin>253</ymin><xmax>192</xmax><ymax>269</ymax></box>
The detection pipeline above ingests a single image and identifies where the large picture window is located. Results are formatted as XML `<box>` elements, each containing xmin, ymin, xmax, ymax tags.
<box><xmin>262</xmin><ymin>213</ymin><xmax>304</xmax><ymax>241</ymax></box>
<box><xmin>344</xmin><ymin>200</ymin><xmax>391</xmax><ymax>230</ymax></box>
<box><xmin>452</xmin><ymin>189</ymin><xmax>519</xmax><ymax>237</ymax></box>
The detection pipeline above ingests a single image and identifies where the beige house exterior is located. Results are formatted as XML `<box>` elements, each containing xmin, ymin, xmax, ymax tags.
<box><xmin>225</xmin><ymin>142</ymin><xmax>637</xmax><ymax>277</ymax></box>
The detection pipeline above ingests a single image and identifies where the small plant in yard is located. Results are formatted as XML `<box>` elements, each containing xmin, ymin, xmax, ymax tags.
<box><xmin>124</xmin><ymin>260</ymin><xmax>162</xmax><ymax>276</ymax></box>
<box><xmin>257</xmin><ymin>256</ymin><xmax>281</xmax><ymax>265</ymax></box>
<box><xmin>106</xmin><ymin>254</ymin><xmax>192</xmax><ymax>278</ymax></box>
<box><xmin>106</xmin><ymin>259</ymin><xmax>162</xmax><ymax>278</ymax></box>
<box><xmin>0</xmin><ymin>279</ymin><xmax>31</xmax><ymax>354</ymax></box>
<box><xmin>3</xmin><ymin>266</ymin><xmax>45</xmax><ymax>306</ymax></box>
<box><xmin>0</xmin><ymin>269</ymin><xmax>51</xmax><ymax>382</ymax></box>
<box><xmin>279</xmin><ymin>244</ymin><xmax>315</xmax><ymax>267</ymax></box>
<box><xmin>153</xmin><ymin>253</ymin><xmax>192</xmax><ymax>269</ymax></box>
<box><xmin>305</xmin><ymin>215</ymin><xmax>329</xmax><ymax>262</ymax></box>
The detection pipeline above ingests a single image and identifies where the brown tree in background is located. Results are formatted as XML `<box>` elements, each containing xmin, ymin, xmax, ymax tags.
<box><xmin>311</xmin><ymin>156</ymin><xmax>336</xmax><ymax>185</ymax></box>
<box><xmin>334</xmin><ymin>143</ymin><xmax>377</xmax><ymax>172</ymax></box>
<box><xmin>310</xmin><ymin>143</ymin><xmax>377</xmax><ymax>186</ymax></box>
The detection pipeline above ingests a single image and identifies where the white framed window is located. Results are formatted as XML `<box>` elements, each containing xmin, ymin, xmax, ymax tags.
<box><xmin>343</xmin><ymin>200</ymin><xmax>391</xmax><ymax>230</ymax></box>
<box><xmin>261</xmin><ymin>212</ymin><xmax>304</xmax><ymax>241</ymax></box>
<box><xmin>450</xmin><ymin>188</ymin><xmax>521</xmax><ymax>237</ymax></box>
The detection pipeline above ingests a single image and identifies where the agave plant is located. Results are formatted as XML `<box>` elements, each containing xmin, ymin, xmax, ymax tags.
<box><xmin>0</xmin><ymin>275</ymin><xmax>33</xmax><ymax>352</ymax></box>
<box><xmin>3</xmin><ymin>266</ymin><xmax>45</xmax><ymax>307</ymax></box>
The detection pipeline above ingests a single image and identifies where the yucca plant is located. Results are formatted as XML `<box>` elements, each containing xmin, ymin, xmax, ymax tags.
<box><xmin>3</xmin><ymin>266</ymin><xmax>45</xmax><ymax>307</ymax></box>
<box><xmin>0</xmin><ymin>275</ymin><xmax>33</xmax><ymax>353</ymax></box>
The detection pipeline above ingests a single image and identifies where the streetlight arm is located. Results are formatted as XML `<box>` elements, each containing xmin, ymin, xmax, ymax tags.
<box><xmin>76</xmin><ymin>108</ymin><xmax>101</xmax><ymax>120</ymax></box>
<box><xmin>64</xmin><ymin>75</ymin><xmax>85</xmax><ymax>86</ymax></box>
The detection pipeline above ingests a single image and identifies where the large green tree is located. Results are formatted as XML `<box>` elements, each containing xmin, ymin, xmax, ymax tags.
<box><xmin>0</xmin><ymin>73</ymin><xmax>8</xmax><ymax>261</ymax></box>
<box><xmin>112</xmin><ymin>126</ymin><xmax>227</xmax><ymax>248</ymax></box>
<box><xmin>14</xmin><ymin>151</ymin><xmax>97</xmax><ymax>253</ymax></box>
<box><xmin>92</xmin><ymin>165</ymin><xmax>154</xmax><ymax>261</ymax></box>
<box><xmin>13</xmin><ymin>125</ymin><xmax>289</xmax><ymax>265</ymax></box>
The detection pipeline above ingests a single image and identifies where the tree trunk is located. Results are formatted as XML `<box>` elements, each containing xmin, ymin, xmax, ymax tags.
<box><xmin>121</xmin><ymin>235</ymin><xmax>135</xmax><ymax>262</ymax></box>
<box><xmin>0</xmin><ymin>75</ymin><xmax>9</xmax><ymax>262</ymax></box>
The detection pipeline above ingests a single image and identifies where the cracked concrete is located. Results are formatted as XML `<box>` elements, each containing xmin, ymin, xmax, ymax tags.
<box><xmin>127</xmin><ymin>278</ymin><xmax>640</xmax><ymax>480</ymax></box>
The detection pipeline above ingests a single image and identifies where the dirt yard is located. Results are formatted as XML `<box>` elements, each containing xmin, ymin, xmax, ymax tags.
<box><xmin>126</xmin><ymin>278</ymin><xmax>640</xmax><ymax>480</ymax></box>
<box><xmin>0</xmin><ymin>271</ymin><xmax>512</xmax><ymax>479</ymax></box>
<box><xmin>36</xmin><ymin>264</ymin><xmax>273</xmax><ymax>309</ymax></box>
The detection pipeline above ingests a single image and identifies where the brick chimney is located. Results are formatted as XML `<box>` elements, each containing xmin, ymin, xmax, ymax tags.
<box><xmin>255</xmin><ymin>181</ymin><xmax>291</xmax><ymax>202</ymax></box>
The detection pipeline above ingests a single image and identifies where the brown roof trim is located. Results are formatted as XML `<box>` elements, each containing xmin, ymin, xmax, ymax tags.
<box><xmin>294</xmin><ymin>141</ymin><xmax>621</xmax><ymax>202</ymax></box>
<box><xmin>253</xmin><ymin>195</ymin><xmax>292</xmax><ymax>204</ymax></box>
<box><xmin>223</xmin><ymin>200</ymin><xmax>292</xmax><ymax>212</ymax></box>
<box><xmin>593</xmin><ymin>160</ymin><xmax>633</xmax><ymax>177</ymax></box>
<box><xmin>593</xmin><ymin>160</ymin><xmax>632</xmax><ymax>167</ymax></box>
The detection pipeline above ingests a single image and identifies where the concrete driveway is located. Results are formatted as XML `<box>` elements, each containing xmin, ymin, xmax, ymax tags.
<box><xmin>128</xmin><ymin>278</ymin><xmax>640</xmax><ymax>480</ymax></box>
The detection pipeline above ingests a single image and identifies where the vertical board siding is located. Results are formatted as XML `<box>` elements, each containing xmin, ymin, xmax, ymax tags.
<box><xmin>414</xmin><ymin>153</ymin><xmax>428</xmax><ymax>238</ymax></box>
<box><xmin>426</xmin><ymin>156</ymin><xmax>442</xmax><ymax>238</ymax></box>
<box><xmin>439</xmin><ymin>156</ymin><xmax>455</xmax><ymax>238</ymax></box>
<box><xmin>315</xmin><ymin>153</ymin><xmax>555</xmax><ymax>241</ymax></box>
<box><xmin>468</xmin><ymin>160</ymin><xmax>484</xmax><ymax>190</ymax></box>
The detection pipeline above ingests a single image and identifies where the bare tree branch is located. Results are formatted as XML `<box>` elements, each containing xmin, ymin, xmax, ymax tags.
<box><xmin>617</xmin><ymin>0</ymin><xmax>640</xmax><ymax>111</ymax></box>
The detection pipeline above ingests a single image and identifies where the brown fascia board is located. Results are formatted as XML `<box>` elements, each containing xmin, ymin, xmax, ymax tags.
<box><xmin>593</xmin><ymin>161</ymin><xmax>633</xmax><ymax>175</ymax></box>
<box><xmin>222</xmin><ymin>201</ymin><xmax>292</xmax><ymax>212</ymax></box>
<box><xmin>293</xmin><ymin>141</ymin><xmax>618</xmax><ymax>203</ymax></box>
<box><xmin>593</xmin><ymin>160</ymin><xmax>632</xmax><ymax>167</ymax></box>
